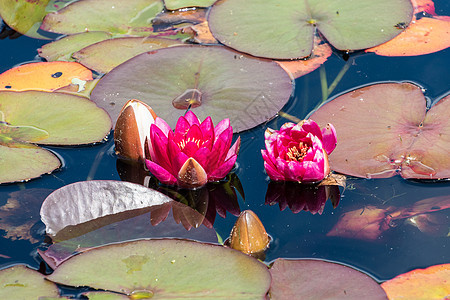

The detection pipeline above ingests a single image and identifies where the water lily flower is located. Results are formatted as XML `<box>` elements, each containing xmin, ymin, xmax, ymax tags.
<box><xmin>261</xmin><ymin>119</ymin><xmax>337</xmax><ymax>182</ymax></box>
<box><xmin>145</xmin><ymin>111</ymin><xmax>240</xmax><ymax>188</ymax></box>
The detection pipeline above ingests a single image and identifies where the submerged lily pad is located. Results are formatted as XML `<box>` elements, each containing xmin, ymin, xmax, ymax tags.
<box><xmin>38</xmin><ymin>31</ymin><xmax>113</xmax><ymax>62</ymax></box>
<box><xmin>41</xmin><ymin>0</ymin><xmax>164</xmax><ymax>36</ymax></box>
<box><xmin>0</xmin><ymin>0</ymin><xmax>51</xmax><ymax>39</ymax></box>
<box><xmin>208</xmin><ymin>0</ymin><xmax>413</xmax><ymax>59</ymax></box>
<box><xmin>91</xmin><ymin>45</ymin><xmax>293</xmax><ymax>132</ymax></box>
<box><xmin>381</xmin><ymin>264</ymin><xmax>450</xmax><ymax>299</ymax></box>
<box><xmin>73</xmin><ymin>37</ymin><xmax>184</xmax><ymax>73</ymax></box>
<box><xmin>164</xmin><ymin>0</ymin><xmax>216</xmax><ymax>10</ymax></box>
<box><xmin>269</xmin><ymin>259</ymin><xmax>388</xmax><ymax>299</ymax></box>
<box><xmin>311</xmin><ymin>82</ymin><xmax>450</xmax><ymax>179</ymax></box>
<box><xmin>47</xmin><ymin>239</ymin><xmax>271</xmax><ymax>298</ymax></box>
<box><xmin>0</xmin><ymin>265</ymin><xmax>59</xmax><ymax>299</ymax></box>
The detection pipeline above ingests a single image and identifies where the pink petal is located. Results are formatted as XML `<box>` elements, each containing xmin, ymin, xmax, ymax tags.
<box><xmin>214</xmin><ymin>118</ymin><xmax>230</xmax><ymax>142</ymax></box>
<box><xmin>186</xmin><ymin>124</ymin><xmax>203</xmax><ymax>141</ymax></box>
<box><xmin>184</xmin><ymin>110</ymin><xmax>201</xmax><ymax>126</ymax></box>
<box><xmin>286</xmin><ymin>161</ymin><xmax>306</xmax><ymax>182</ymax></box>
<box><xmin>150</xmin><ymin>126</ymin><xmax>172</xmax><ymax>172</ymax></box>
<box><xmin>263</xmin><ymin>160</ymin><xmax>285</xmax><ymax>181</ymax></box>
<box><xmin>145</xmin><ymin>159</ymin><xmax>177</xmax><ymax>185</ymax></box>
<box><xmin>154</xmin><ymin>117</ymin><xmax>172</xmax><ymax>137</ymax></box>
<box><xmin>208</xmin><ymin>127</ymin><xmax>232</xmax><ymax>170</ymax></box>
<box><xmin>200</xmin><ymin>116</ymin><xmax>214</xmax><ymax>142</ymax></box>
<box><xmin>174</xmin><ymin>115</ymin><xmax>190</xmax><ymax>140</ymax></box>
<box><xmin>225</xmin><ymin>136</ymin><xmax>241</xmax><ymax>160</ymax></box>
<box><xmin>183</xmin><ymin>141</ymin><xmax>201</xmax><ymax>157</ymax></box>
<box><xmin>301</xmin><ymin>160</ymin><xmax>325</xmax><ymax>182</ymax></box>
<box><xmin>193</xmin><ymin>147</ymin><xmax>212</xmax><ymax>171</ymax></box>
<box><xmin>209</xmin><ymin>154</ymin><xmax>237</xmax><ymax>181</ymax></box>
<box><xmin>321</xmin><ymin>123</ymin><xmax>337</xmax><ymax>155</ymax></box>
<box><xmin>293</xmin><ymin>119</ymin><xmax>323</xmax><ymax>141</ymax></box>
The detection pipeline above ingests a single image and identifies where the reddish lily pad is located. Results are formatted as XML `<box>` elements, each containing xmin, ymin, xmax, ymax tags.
<box><xmin>381</xmin><ymin>264</ymin><xmax>450</xmax><ymax>299</ymax></box>
<box><xmin>73</xmin><ymin>37</ymin><xmax>184</xmax><ymax>73</ymax></box>
<box><xmin>310</xmin><ymin>82</ymin><xmax>450</xmax><ymax>179</ymax></box>
<box><xmin>366</xmin><ymin>17</ymin><xmax>450</xmax><ymax>56</ymax></box>
<box><xmin>47</xmin><ymin>239</ymin><xmax>271</xmax><ymax>298</ymax></box>
<box><xmin>0</xmin><ymin>62</ymin><xmax>93</xmax><ymax>92</ymax></box>
<box><xmin>38</xmin><ymin>31</ymin><xmax>113</xmax><ymax>62</ymax></box>
<box><xmin>41</xmin><ymin>0</ymin><xmax>164</xmax><ymax>36</ymax></box>
<box><xmin>91</xmin><ymin>45</ymin><xmax>293</xmax><ymax>132</ymax></box>
<box><xmin>0</xmin><ymin>265</ymin><xmax>60</xmax><ymax>299</ymax></box>
<box><xmin>0</xmin><ymin>0</ymin><xmax>51</xmax><ymax>39</ymax></box>
<box><xmin>208</xmin><ymin>0</ymin><xmax>413</xmax><ymax>59</ymax></box>
<box><xmin>269</xmin><ymin>258</ymin><xmax>388</xmax><ymax>299</ymax></box>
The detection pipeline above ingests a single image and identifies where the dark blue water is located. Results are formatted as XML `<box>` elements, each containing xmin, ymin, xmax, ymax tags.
<box><xmin>1</xmin><ymin>1</ymin><xmax>449</xmax><ymax>286</ymax></box>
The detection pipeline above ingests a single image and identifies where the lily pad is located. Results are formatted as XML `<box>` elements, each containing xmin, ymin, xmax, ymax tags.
<box><xmin>0</xmin><ymin>62</ymin><xmax>93</xmax><ymax>92</ymax></box>
<box><xmin>208</xmin><ymin>0</ymin><xmax>413</xmax><ymax>59</ymax></box>
<box><xmin>0</xmin><ymin>144</ymin><xmax>60</xmax><ymax>184</ymax></box>
<box><xmin>164</xmin><ymin>0</ymin><xmax>216</xmax><ymax>10</ymax></box>
<box><xmin>40</xmin><ymin>180</ymin><xmax>172</xmax><ymax>236</ymax></box>
<box><xmin>39</xmin><ymin>31</ymin><xmax>112</xmax><ymax>62</ymax></box>
<box><xmin>269</xmin><ymin>258</ymin><xmax>388</xmax><ymax>299</ymax></box>
<box><xmin>83</xmin><ymin>292</ymin><xmax>129</xmax><ymax>300</ymax></box>
<box><xmin>73</xmin><ymin>37</ymin><xmax>184</xmax><ymax>73</ymax></box>
<box><xmin>0</xmin><ymin>265</ymin><xmax>59</xmax><ymax>299</ymax></box>
<box><xmin>41</xmin><ymin>0</ymin><xmax>164</xmax><ymax>36</ymax></box>
<box><xmin>381</xmin><ymin>264</ymin><xmax>450</xmax><ymax>299</ymax></box>
<box><xmin>91</xmin><ymin>45</ymin><xmax>293</xmax><ymax>132</ymax></box>
<box><xmin>310</xmin><ymin>82</ymin><xmax>450</xmax><ymax>179</ymax></box>
<box><xmin>366</xmin><ymin>17</ymin><xmax>450</xmax><ymax>56</ymax></box>
<box><xmin>0</xmin><ymin>0</ymin><xmax>51</xmax><ymax>39</ymax></box>
<box><xmin>1</xmin><ymin>91</ymin><xmax>111</xmax><ymax>145</ymax></box>
<box><xmin>46</xmin><ymin>239</ymin><xmax>271</xmax><ymax>298</ymax></box>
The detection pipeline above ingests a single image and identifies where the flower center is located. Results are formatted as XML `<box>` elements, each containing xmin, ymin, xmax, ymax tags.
<box><xmin>178</xmin><ymin>137</ymin><xmax>203</xmax><ymax>150</ymax></box>
<box><xmin>286</xmin><ymin>142</ymin><xmax>309</xmax><ymax>162</ymax></box>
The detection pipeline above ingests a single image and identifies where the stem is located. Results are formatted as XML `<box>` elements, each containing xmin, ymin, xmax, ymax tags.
<box><xmin>278</xmin><ymin>111</ymin><xmax>302</xmax><ymax>124</ymax></box>
<box><xmin>328</xmin><ymin>58</ymin><xmax>353</xmax><ymax>95</ymax></box>
<box><xmin>319</xmin><ymin>66</ymin><xmax>328</xmax><ymax>101</ymax></box>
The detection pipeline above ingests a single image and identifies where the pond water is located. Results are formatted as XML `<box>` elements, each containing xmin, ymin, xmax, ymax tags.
<box><xmin>0</xmin><ymin>0</ymin><xmax>449</xmax><ymax>293</ymax></box>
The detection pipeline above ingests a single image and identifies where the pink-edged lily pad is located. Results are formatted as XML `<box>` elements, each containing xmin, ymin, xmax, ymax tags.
<box><xmin>269</xmin><ymin>258</ymin><xmax>388</xmax><ymax>299</ymax></box>
<box><xmin>73</xmin><ymin>37</ymin><xmax>184</xmax><ymax>73</ymax></box>
<box><xmin>208</xmin><ymin>0</ymin><xmax>413</xmax><ymax>59</ymax></box>
<box><xmin>46</xmin><ymin>239</ymin><xmax>271</xmax><ymax>298</ymax></box>
<box><xmin>0</xmin><ymin>265</ymin><xmax>59</xmax><ymax>299</ymax></box>
<box><xmin>311</xmin><ymin>82</ymin><xmax>450</xmax><ymax>179</ymax></box>
<box><xmin>41</xmin><ymin>0</ymin><xmax>164</xmax><ymax>36</ymax></box>
<box><xmin>91</xmin><ymin>45</ymin><xmax>293</xmax><ymax>132</ymax></box>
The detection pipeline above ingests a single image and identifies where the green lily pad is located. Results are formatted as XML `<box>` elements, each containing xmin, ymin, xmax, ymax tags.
<box><xmin>0</xmin><ymin>0</ymin><xmax>51</xmax><ymax>39</ymax></box>
<box><xmin>84</xmin><ymin>292</ymin><xmax>129</xmax><ymax>300</ymax></box>
<box><xmin>164</xmin><ymin>0</ymin><xmax>216</xmax><ymax>10</ymax></box>
<box><xmin>91</xmin><ymin>45</ymin><xmax>293</xmax><ymax>132</ymax></box>
<box><xmin>0</xmin><ymin>144</ymin><xmax>60</xmax><ymax>184</ymax></box>
<box><xmin>0</xmin><ymin>91</ymin><xmax>111</xmax><ymax>145</ymax></box>
<box><xmin>73</xmin><ymin>37</ymin><xmax>184</xmax><ymax>73</ymax></box>
<box><xmin>0</xmin><ymin>123</ymin><xmax>49</xmax><ymax>144</ymax></box>
<box><xmin>38</xmin><ymin>31</ymin><xmax>112</xmax><ymax>62</ymax></box>
<box><xmin>269</xmin><ymin>259</ymin><xmax>388</xmax><ymax>299</ymax></box>
<box><xmin>310</xmin><ymin>82</ymin><xmax>450</xmax><ymax>179</ymax></box>
<box><xmin>47</xmin><ymin>239</ymin><xmax>271</xmax><ymax>298</ymax></box>
<box><xmin>208</xmin><ymin>0</ymin><xmax>413</xmax><ymax>59</ymax></box>
<box><xmin>41</xmin><ymin>0</ymin><xmax>164</xmax><ymax>36</ymax></box>
<box><xmin>0</xmin><ymin>265</ymin><xmax>60</xmax><ymax>299</ymax></box>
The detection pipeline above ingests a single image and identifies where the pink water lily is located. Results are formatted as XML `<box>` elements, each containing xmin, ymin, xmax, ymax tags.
<box><xmin>145</xmin><ymin>111</ymin><xmax>240</xmax><ymax>188</ymax></box>
<box><xmin>261</xmin><ymin>119</ymin><xmax>337</xmax><ymax>183</ymax></box>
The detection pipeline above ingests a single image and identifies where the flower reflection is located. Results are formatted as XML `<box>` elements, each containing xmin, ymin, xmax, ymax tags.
<box><xmin>265</xmin><ymin>181</ymin><xmax>340</xmax><ymax>214</ymax></box>
<box><xmin>116</xmin><ymin>158</ymin><xmax>242</xmax><ymax>227</ymax></box>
